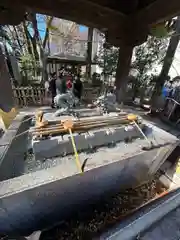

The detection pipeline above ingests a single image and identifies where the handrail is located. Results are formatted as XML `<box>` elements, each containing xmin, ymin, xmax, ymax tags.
<box><xmin>166</xmin><ymin>97</ymin><xmax>180</xmax><ymax>106</ymax></box>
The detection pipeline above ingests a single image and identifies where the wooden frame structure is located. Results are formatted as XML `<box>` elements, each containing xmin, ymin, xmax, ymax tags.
<box><xmin>1</xmin><ymin>0</ymin><xmax>180</xmax><ymax>45</ymax></box>
<box><xmin>1</xmin><ymin>0</ymin><xmax>180</xmax><ymax>103</ymax></box>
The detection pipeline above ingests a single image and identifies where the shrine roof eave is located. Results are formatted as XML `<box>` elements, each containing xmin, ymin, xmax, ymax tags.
<box><xmin>1</xmin><ymin>0</ymin><xmax>180</xmax><ymax>46</ymax></box>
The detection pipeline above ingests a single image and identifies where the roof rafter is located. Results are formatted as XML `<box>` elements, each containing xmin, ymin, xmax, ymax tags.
<box><xmin>1</xmin><ymin>0</ymin><xmax>126</xmax><ymax>31</ymax></box>
<box><xmin>82</xmin><ymin>0</ymin><xmax>126</xmax><ymax>17</ymax></box>
<box><xmin>2</xmin><ymin>0</ymin><xmax>180</xmax><ymax>46</ymax></box>
<box><xmin>135</xmin><ymin>0</ymin><xmax>180</xmax><ymax>26</ymax></box>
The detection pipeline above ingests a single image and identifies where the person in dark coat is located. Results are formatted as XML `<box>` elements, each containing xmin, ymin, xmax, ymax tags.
<box><xmin>73</xmin><ymin>74</ymin><xmax>83</xmax><ymax>100</ymax></box>
<box><xmin>56</xmin><ymin>70</ymin><xmax>67</xmax><ymax>95</ymax></box>
<box><xmin>49</xmin><ymin>72</ymin><xmax>57</xmax><ymax>108</ymax></box>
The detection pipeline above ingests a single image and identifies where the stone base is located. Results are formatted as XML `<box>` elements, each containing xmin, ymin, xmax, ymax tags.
<box><xmin>32</xmin><ymin>125</ymin><xmax>142</xmax><ymax>160</ymax></box>
<box><xmin>0</xmin><ymin>113</ymin><xmax>31</xmax><ymax>181</ymax></box>
<box><xmin>0</xmin><ymin>142</ymin><xmax>177</xmax><ymax>236</ymax></box>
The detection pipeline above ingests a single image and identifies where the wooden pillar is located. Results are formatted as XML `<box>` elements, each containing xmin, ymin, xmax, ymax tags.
<box><xmin>0</xmin><ymin>46</ymin><xmax>14</xmax><ymax>112</ymax></box>
<box><xmin>86</xmin><ymin>27</ymin><xmax>93</xmax><ymax>79</ymax></box>
<box><xmin>115</xmin><ymin>45</ymin><xmax>134</xmax><ymax>103</ymax></box>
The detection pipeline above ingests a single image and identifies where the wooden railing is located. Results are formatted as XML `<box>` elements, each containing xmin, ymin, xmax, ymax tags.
<box><xmin>12</xmin><ymin>86</ymin><xmax>101</xmax><ymax>107</ymax></box>
<box><xmin>12</xmin><ymin>86</ymin><xmax>45</xmax><ymax>107</ymax></box>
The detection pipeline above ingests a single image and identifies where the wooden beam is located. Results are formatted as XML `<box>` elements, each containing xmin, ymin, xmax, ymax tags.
<box><xmin>87</xmin><ymin>0</ymin><xmax>139</xmax><ymax>14</ymax></box>
<box><xmin>115</xmin><ymin>45</ymin><xmax>134</xmax><ymax>102</ymax></box>
<box><xmin>135</xmin><ymin>0</ymin><xmax>180</xmax><ymax>27</ymax></box>
<box><xmin>83</xmin><ymin>0</ymin><xmax>126</xmax><ymax>17</ymax></box>
<box><xmin>107</xmin><ymin>25</ymin><xmax>148</xmax><ymax>47</ymax></box>
<box><xmin>86</xmin><ymin>27</ymin><xmax>93</xmax><ymax>78</ymax></box>
<box><xmin>0</xmin><ymin>47</ymin><xmax>14</xmax><ymax>111</ymax></box>
<box><xmin>1</xmin><ymin>0</ymin><xmax>126</xmax><ymax>31</ymax></box>
<box><xmin>0</xmin><ymin>6</ymin><xmax>24</xmax><ymax>25</ymax></box>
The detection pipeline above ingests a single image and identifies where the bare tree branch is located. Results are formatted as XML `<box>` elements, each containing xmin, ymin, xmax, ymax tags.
<box><xmin>43</xmin><ymin>16</ymin><xmax>53</xmax><ymax>49</ymax></box>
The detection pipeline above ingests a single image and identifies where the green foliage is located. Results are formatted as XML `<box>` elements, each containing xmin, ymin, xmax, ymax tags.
<box><xmin>1</xmin><ymin>25</ymin><xmax>25</xmax><ymax>57</ymax></box>
<box><xmin>19</xmin><ymin>53</ymin><xmax>40</xmax><ymax>85</ymax></box>
<box><xmin>0</xmin><ymin>26</ymin><xmax>10</xmax><ymax>43</ymax></box>
<box><xmin>96</xmin><ymin>35</ymin><xmax>168</xmax><ymax>100</ymax></box>
<box><xmin>96</xmin><ymin>36</ymin><xmax>167</xmax><ymax>86</ymax></box>
<box><xmin>150</xmin><ymin>24</ymin><xmax>168</xmax><ymax>38</ymax></box>
<box><xmin>150</xmin><ymin>19</ymin><xmax>176</xmax><ymax>38</ymax></box>
<box><xmin>20</xmin><ymin>54</ymin><xmax>35</xmax><ymax>69</ymax></box>
<box><xmin>131</xmin><ymin>36</ymin><xmax>168</xmax><ymax>96</ymax></box>
<box><xmin>133</xmin><ymin>36</ymin><xmax>167</xmax><ymax>76</ymax></box>
<box><xmin>96</xmin><ymin>43</ymin><xmax>119</xmax><ymax>76</ymax></box>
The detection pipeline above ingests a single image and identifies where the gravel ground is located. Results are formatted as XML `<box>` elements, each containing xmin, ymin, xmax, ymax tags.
<box><xmin>39</xmin><ymin>177</ymin><xmax>165</xmax><ymax>240</ymax></box>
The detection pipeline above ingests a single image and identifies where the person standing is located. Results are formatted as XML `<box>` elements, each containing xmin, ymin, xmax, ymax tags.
<box><xmin>54</xmin><ymin>70</ymin><xmax>76</xmax><ymax>109</ymax></box>
<box><xmin>73</xmin><ymin>74</ymin><xmax>83</xmax><ymax>101</ymax></box>
<box><xmin>56</xmin><ymin>69</ymin><xmax>67</xmax><ymax>95</ymax></box>
<box><xmin>49</xmin><ymin>72</ymin><xmax>56</xmax><ymax>108</ymax></box>
<box><xmin>44</xmin><ymin>78</ymin><xmax>50</xmax><ymax>105</ymax></box>
<box><xmin>66</xmin><ymin>73</ymin><xmax>73</xmax><ymax>90</ymax></box>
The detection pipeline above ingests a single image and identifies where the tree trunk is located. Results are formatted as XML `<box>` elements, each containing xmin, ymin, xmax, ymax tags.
<box><xmin>13</xmin><ymin>26</ymin><xmax>23</xmax><ymax>54</ymax></box>
<box><xmin>151</xmin><ymin>16</ymin><xmax>180</xmax><ymax>111</ymax></box>
<box><xmin>86</xmin><ymin>27</ymin><xmax>93</xmax><ymax>79</ymax></box>
<box><xmin>30</xmin><ymin>13</ymin><xmax>48</xmax><ymax>82</ymax></box>
<box><xmin>40</xmin><ymin>17</ymin><xmax>54</xmax><ymax>83</ymax></box>
<box><xmin>29</xmin><ymin>13</ymin><xmax>41</xmax><ymax>62</ymax></box>
<box><xmin>39</xmin><ymin>46</ymin><xmax>47</xmax><ymax>84</ymax></box>
<box><xmin>43</xmin><ymin>16</ymin><xmax>53</xmax><ymax>50</ymax></box>
<box><xmin>30</xmin><ymin>35</ymin><xmax>40</xmax><ymax>62</ymax></box>
<box><xmin>156</xmin><ymin>16</ymin><xmax>180</xmax><ymax>94</ymax></box>
<box><xmin>22</xmin><ymin>21</ymin><xmax>33</xmax><ymax>56</ymax></box>
<box><xmin>115</xmin><ymin>45</ymin><xmax>133</xmax><ymax>103</ymax></box>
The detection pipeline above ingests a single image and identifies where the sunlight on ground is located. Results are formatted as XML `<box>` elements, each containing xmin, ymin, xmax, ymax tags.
<box><xmin>0</xmin><ymin>108</ymin><xmax>18</xmax><ymax>129</ymax></box>
<box><xmin>176</xmin><ymin>161</ymin><xmax>180</xmax><ymax>174</ymax></box>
